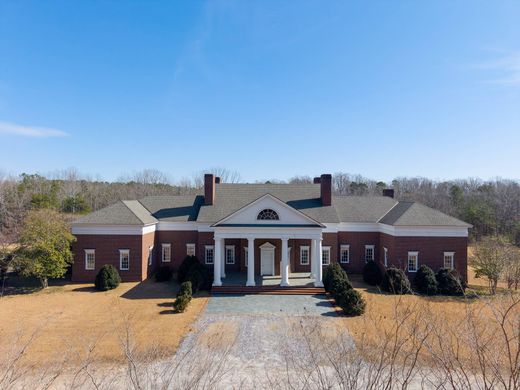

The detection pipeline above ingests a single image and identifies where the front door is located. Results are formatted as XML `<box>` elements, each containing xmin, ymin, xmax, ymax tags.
<box><xmin>260</xmin><ymin>248</ymin><xmax>275</xmax><ymax>276</ymax></box>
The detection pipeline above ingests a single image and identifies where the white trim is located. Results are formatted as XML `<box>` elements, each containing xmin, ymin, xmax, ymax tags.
<box><xmin>407</xmin><ymin>251</ymin><xmax>419</xmax><ymax>272</ymax></box>
<box><xmin>300</xmin><ymin>246</ymin><xmax>310</xmax><ymax>265</ymax></box>
<box><xmin>260</xmin><ymin>243</ymin><xmax>275</xmax><ymax>276</ymax></box>
<box><xmin>84</xmin><ymin>249</ymin><xmax>95</xmax><ymax>270</ymax></box>
<box><xmin>186</xmin><ymin>243</ymin><xmax>196</xmax><ymax>256</ymax></box>
<box><xmin>157</xmin><ymin>221</ymin><xmax>199</xmax><ymax>231</ymax></box>
<box><xmin>148</xmin><ymin>245</ymin><xmax>154</xmax><ymax>266</ymax></box>
<box><xmin>162</xmin><ymin>243</ymin><xmax>171</xmax><ymax>262</ymax></box>
<box><xmin>383</xmin><ymin>247</ymin><xmax>388</xmax><ymax>267</ymax></box>
<box><xmin>225</xmin><ymin>245</ymin><xmax>235</xmax><ymax>264</ymax></box>
<box><xmin>323</xmin><ymin>222</ymin><xmax>469</xmax><ymax>237</ymax></box>
<box><xmin>340</xmin><ymin>245</ymin><xmax>350</xmax><ymax>264</ymax></box>
<box><xmin>322</xmin><ymin>246</ymin><xmax>331</xmax><ymax>265</ymax></box>
<box><xmin>119</xmin><ymin>249</ymin><xmax>130</xmax><ymax>271</ymax></box>
<box><xmin>365</xmin><ymin>245</ymin><xmax>375</xmax><ymax>262</ymax></box>
<box><xmin>71</xmin><ymin>223</ymin><xmax>156</xmax><ymax>235</ymax></box>
<box><xmin>214</xmin><ymin>226</ymin><xmax>322</xmax><ymax>240</ymax></box>
<box><xmin>443</xmin><ymin>251</ymin><xmax>455</xmax><ymax>269</ymax></box>
<box><xmin>205</xmin><ymin>245</ymin><xmax>215</xmax><ymax>264</ymax></box>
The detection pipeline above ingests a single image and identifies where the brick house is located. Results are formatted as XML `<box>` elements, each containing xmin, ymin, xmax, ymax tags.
<box><xmin>71</xmin><ymin>174</ymin><xmax>471</xmax><ymax>286</ymax></box>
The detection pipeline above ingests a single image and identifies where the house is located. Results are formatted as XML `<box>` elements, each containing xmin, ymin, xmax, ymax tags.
<box><xmin>71</xmin><ymin>174</ymin><xmax>471</xmax><ymax>287</ymax></box>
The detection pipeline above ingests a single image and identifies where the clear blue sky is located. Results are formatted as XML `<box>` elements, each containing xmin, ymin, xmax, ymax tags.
<box><xmin>1</xmin><ymin>1</ymin><xmax>519</xmax><ymax>183</ymax></box>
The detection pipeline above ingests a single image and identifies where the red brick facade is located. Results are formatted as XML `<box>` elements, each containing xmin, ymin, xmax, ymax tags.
<box><xmin>72</xmin><ymin>230</ymin><xmax>468</xmax><ymax>283</ymax></box>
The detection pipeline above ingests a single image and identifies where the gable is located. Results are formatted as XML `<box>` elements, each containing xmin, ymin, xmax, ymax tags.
<box><xmin>212</xmin><ymin>194</ymin><xmax>323</xmax><ymax>227</ymax></box>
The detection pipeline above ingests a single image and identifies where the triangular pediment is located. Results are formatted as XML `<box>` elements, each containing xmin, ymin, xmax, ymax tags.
<box><xmin>212</xmin><ymin>194</ymin><xmax>324</xmax><ymax>227</ymax></box>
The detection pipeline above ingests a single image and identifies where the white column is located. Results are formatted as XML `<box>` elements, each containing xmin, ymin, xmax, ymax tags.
<box><xmin>213</xmin><ymin>238</ymin><xmax>222</xmax><ymax>286</ymax></box>
<box><xmin>314</xmin><ymin>238</ymin><xmax>323</xmax><ymax>287</ymax></box>
<box><xmin>220</xmin><ymin>238</ymin><xmax>226</xmax><ymax>278</ymax></box>
<box><xmin>280</xmin><ymin>238</ymin><xmax>290</xmax><ymax>287</ymax></box>
<box><xmin>246</xmin><ymin>237</ymin><xmax>255</xmax><ymax>286</ymax></box>
<box><xmin>310</xmin><ymin>239</ymin><xmax>317</xmax><ymax>279</ymax></box>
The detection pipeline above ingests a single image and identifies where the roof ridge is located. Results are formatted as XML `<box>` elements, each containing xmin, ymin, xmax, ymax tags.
<box><xmin>376</xmin><ymin>199</ymin><xmax>403</xmax><ymax>223</ymax></box>
<box><xmin>122</xmin><ymin>200</ymin><xmax>155</xmax><ymax>224</ymax></box>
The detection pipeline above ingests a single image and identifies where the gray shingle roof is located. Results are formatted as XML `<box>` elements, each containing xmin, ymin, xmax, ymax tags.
<box><xmin>73</xmin><ymin>183</ymin><xmax>470</xmax><ymax>228</ymax></box>
<box><xmin>379</xmin><ymin>201</ymin><xmax>471</xmax><ymax>227</ymax></box>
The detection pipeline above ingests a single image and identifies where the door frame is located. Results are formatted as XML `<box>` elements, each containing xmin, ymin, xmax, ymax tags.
<box><xmin>260</xmin><ymin>242</ymin><xmax>275</xmax><ymax>276</ymax></box>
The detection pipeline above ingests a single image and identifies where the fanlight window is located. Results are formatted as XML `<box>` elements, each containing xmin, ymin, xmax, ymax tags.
<box><xmin>257</xmin><ymin>209</ymin><xmax>279</xmax><ymax>220</ymax></box>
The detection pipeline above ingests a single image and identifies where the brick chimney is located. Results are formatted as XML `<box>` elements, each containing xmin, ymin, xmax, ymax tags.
<box><xmin>383</xmin><ymin>189</ymin><xmax>394</xmax><ymax>199</ymax></box>
<box><xmin>204</xmin><ymin>174</ymin><xmax>216</xmax><ymax>205</ymax></box>
<box><xmin>320</xmin><ymin>174</ymin><xmax>332</xmax><ymax>206</ymax></box>
<box><xmin>313</xmin><ymin>177</ymin><xmax>321</xmax><ymax>184</ymax></box>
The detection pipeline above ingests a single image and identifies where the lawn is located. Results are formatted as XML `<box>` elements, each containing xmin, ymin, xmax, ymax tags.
<box><xmin>0</xmin><ymin>280</ymin><xmax>208</xmax><ymax>368</ymax></box>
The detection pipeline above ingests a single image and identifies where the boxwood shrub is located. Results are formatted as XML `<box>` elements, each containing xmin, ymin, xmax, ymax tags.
<box><xmin>173</xmin><ymin>281</ymin><xmax>192</xmax><ymax>313</ymax></box>
<box><xmin>95</xmin><ymin>264</ymin><xmax>121</xmax><ymax>291</ymax></box>
<box><xmin>335</xmin><ymin>288</ymin><xmax>366</xmax><ymax>316</ymax></box>
<box><xmin>323</xmin><ymin>263</ymin><xmax>344</xmax><ymax>292</ymax></box>
<box><xmin>414</xmin><ymin>265</ymin><xmax>438</xmax><ymax>295</ymax></box>
<box><xmin>363</xmin><ymin>260</ymin><xmax>383</xmax><ymax>286</ymax></box>
<box><xmin>381</xmin><ymin>267</ymin><xmax>412</xmax><ymax>294</ymax></box>
<box><xmin>436</xmin><ymin>268</ymin><xmax>465</xmax><ymax>296</ymax></box>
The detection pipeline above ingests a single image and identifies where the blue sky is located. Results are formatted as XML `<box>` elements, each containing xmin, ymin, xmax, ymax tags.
<box><xmin>0</xmin><ymin>1</ymin><xmax>519</xmax><ymax>183</ymax></box>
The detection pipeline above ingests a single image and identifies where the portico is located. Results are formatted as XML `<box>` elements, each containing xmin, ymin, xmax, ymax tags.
<box><xmin>211</xmin><ymin>228</ymin><xmax>324</xmax><ymax>288</ymax></box>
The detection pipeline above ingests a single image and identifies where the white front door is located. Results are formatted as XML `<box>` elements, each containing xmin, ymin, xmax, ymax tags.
<box><xmin>260</xmin><ymin>248</ymin><xmax>275</xmax><ymax>276</ymax></box>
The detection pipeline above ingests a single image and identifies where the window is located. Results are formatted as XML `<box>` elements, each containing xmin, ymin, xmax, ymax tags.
<box><xmin>340</xmin><ymin>245</ymin><xmax>350</xmax><ymax>263</ymax></box>
<box><xmin>365</xmin><ymin>245</ymin><xmax>375</xmax><ymax>262</ymax></box>
<box><xmin>257</xmin><ymin>209</ymin><xmax>279</xmax><ymax>220</ymax></box>
<box><xmin>444</xmin><ymin>252</ymin><xmax>455</xmax><ymax>269</ymax></box>
<box><xmin>205</xmin><ymin>245</ymin><xmax>214</xmax><ymax>264</ymax></box>
<box><xmin>119</xmin><ymin>249</ymin><xmax>130</xmax><ymax>271</ymax></box>
<box><xmin>225</xmin><ymin>245</ymin><xmax>235</xmax><ymax>264</ymax></box>
<box><xmin>148</xmin><ymin>246</ymin><xmax>153</xmax><ymax>266</ymax></box>
<box><xmin>244</xmin><ymin>247</ymin><xmax>248</xmax><ymax>267</ymax></box>
<box><xmin>186</xmin><ymin>243</ymin><xmax>196</xmax><ymax>257</ymax></box>
<box><xmin>384</xmin><ymin>247</ymin><xmax>388</xmax><ymax>267</ymax></box>
<box><xmin>85</xmin><ymin>249</ymin><xmax>95</xmax><ymax>270</ymax></box>
<box><xmin>300</xmin><ymin>246</ymin><xmax>310</xmax><ymax>265</ymax></box>
<box><xmin>408</xmin><ymin>251</ymin><xmax>418</xmax><ymax>272</ymax></box>
<box><xmin>322</xmin><ymin>246</ymin><xmax>331</xmax><ymax>265</ymax></box>
<box><xmin>162</xmin><ymin>244</ymin><xmax>171</xmax><ymax>262</ymax></box>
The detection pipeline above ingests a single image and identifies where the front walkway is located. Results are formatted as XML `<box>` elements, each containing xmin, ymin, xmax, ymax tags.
<box><xmin>174</xmin><ymin>293</ymin><xmax>351</xmax><ymax>389</ymax></box>
<box><xmin>221</xmin><ymin>271</ymin><xmax>315</xmax><ymax>287</ymax></box>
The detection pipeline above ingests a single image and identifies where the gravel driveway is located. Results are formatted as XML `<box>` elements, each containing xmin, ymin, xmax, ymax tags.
<box><xmin>174</xmin><ymin>293</ymin><xmax>351</xmax><ymax>389</ymax></box>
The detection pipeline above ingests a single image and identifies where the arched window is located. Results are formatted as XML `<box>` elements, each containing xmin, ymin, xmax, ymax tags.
<box><xmin>257</xmin><ymin>209</ymin><xmax>279</xmax><ymax>220</ymax></box>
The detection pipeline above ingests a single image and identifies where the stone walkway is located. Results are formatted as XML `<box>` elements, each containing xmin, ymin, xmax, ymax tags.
<box><xmin>174</xmin><ymin>293</ymin><xmax>350</xmax><ymax>389</ymax></box>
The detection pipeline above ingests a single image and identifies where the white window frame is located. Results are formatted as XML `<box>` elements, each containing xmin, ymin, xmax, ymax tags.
<box><xmin>365</xmin><ymin>245</ymin><xmax>375</xmax><ymax>262</ymax></box>
<box><xmin>322</xmin><ymin>246</ymin><xmax>331</xmax><ymax>265</ymax></box>
<box><xmin>119</xmin><ymin>249</ymin><xmax>130</xmax><ymax>271</ymax></box>
<box><xmin>186</xmin><ymin>243</ymin><xmax>196</xmax><ymax>257</ymax></box>
<box><xmin>444</xmin><ymin>251</ymin><xmax>455</xmax><ymax>269</ymax></box>
<box><xmin>205</xmin><ymin>245</ymin><xmax>214</xmax><ymax>265</ymax></box>
<box><xmin>244</xmin><ymin>247</ymin><xmax>248</xmax><ymax>267</ymax></box>
<box><xmin>384</xmin><ymin>247</ymin><xmax>388</xmax><ymax>267</ymax></box>
<box><xmin>85</xmin><ymin>249</ymin><xmax>95</xmax><ymax>270</ymax></box>
<box><xmin>408</xmin><ymin>251</ymin><xmax>419</xmax><ymax>273</ymax></box>
<box><xmin>340</xmin><ymin>245</ymin><xmax>350</xmax><ymax>264</ymax></box>
<box><xmin>162</xmin><ymin>243</ymin><xmax>171</xmax><ymax>263</ymax></box>
<box><xmin>148</xmin><ymin>246</ymin><xmax>154</xmax><ymax>266</ymax></box>
<box><xmin>300</xmin><ymin>246</ymin><xmax>310</xmax><ymax>265</ymax></box>
<box><xmin>225</xmin><ymin>245</ymin><xmax>235</xmax><ymax>264</ymax></box>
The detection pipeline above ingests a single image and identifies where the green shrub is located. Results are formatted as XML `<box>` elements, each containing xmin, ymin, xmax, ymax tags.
<box><xmin>155</xmin><ymin>266</ymin><xmax>173</xmax><ymax>282</ymax></box>
<box><xmin>178</xmin><ymin>281</ymin><xmax>192</xmax><ymax>297</ymax></box>
<box><xmin>177</xmin><ymin>256</ymin><xmax>199</xmax><ymax>283</ymax></box>
<box><xmin>381</xmin><ymin>267</ymin><xmax>412</xmax><ymax>294</ymax></box>
<box><xmin>436</xmin><ymin>268</ymin><xmax>465</xmax><ymax>295</ymax></box>
<box><xmin>330</xmin><ymin>275</ymin><xmax>353</xmax><ymax>298</ymax></box>
<box><xmin>94</xmin><ymin>264</ymin><xmax>121</xmax><ymax>291</ymax></box>
<box><xmin>414</xmin><ymin>265</ymin><xmax>438</xmax><ymax>295</ymax></box>
<box><xmin>336</xmin><ymin>288</ymin><xmax>366</xmax><ymax>316</ymax></box>
<box><xmin>323</xmin><ymin>263</ymin><xmax>345</xmax><ymax>292</ymax></box>
<box><xmin>363</xmin><ymin>260</ymin><xmax>383</xmax><ymax>286</ymax></box>
<box><xmin>185</xmin><ymin>260</ymin><xmax>211</xmax><ymax>293</ymax></box>
<box><xmin>173</xmin><ymin>294</ymin><xmax>191</xmax><ymax>312</ymax></box>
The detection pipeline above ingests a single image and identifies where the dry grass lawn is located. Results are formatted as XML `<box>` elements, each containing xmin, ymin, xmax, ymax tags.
<box><xmin>0</xmin><ymin>280</ymin><xmax>208</xmax><ymax>368</ymax></box>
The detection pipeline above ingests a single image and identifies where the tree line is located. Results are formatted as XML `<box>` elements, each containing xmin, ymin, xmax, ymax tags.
<box><xmin>1</xmin><ymin>168</ymin><xmax>519</xmax><ymax>245</ymax></box>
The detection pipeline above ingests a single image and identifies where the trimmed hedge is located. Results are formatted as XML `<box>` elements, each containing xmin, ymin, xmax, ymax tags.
<box><xmin>336</xmin><ymin>289</ymin><xmax>366</xmax><ymax>316</ymax></box>
<box><xmin>173</xmin><ymin>281</ymin><xmax>192</xmax><ymax>313</ymax></box>
<box><xmin>155</xmin><ymin>266</ymin><xmax>173</xmax><ymax>282</ymax></box>
<box><xmin>414</xmin><ymin>265</ymin><xmax>438</xmax><ymax>295</ymax></box>
<box><xmin>436</xmin><ymin>268</ymin><xmax>465</xmax><ymax>296</ymax></box>
<box><xmin>381</xmin><ymin>267</ymin><xmax>412</xmax><ymax>294</ymax></box>
<box><xmin>363</xmin><ymin>260</ymin><xmax>383</xmax><ymax>286</ymax></box>
<box><xmin>95</xmin><ymin>265</ymin><xmax>121</xmax><ymax>291</ymax></box>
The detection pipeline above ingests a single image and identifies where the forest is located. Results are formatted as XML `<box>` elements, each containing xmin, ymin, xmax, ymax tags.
<box><xmin>0</xmin><ymin>168</ymin><xmax>519</xmax><ymax>246</ymax></box>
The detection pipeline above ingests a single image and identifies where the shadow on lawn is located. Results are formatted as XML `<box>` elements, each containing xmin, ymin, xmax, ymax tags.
<box><xmin>1</xmin><ymin>274</ymin><xmax>67</xmax><ymax>296</ymax></box>
<box><xmin>121</xmin><ymin>279</ymin><xmax>179</xmax><ymax>300</ymax></box>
